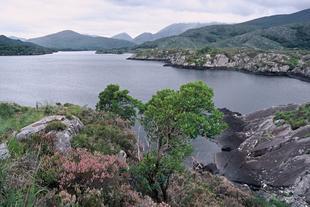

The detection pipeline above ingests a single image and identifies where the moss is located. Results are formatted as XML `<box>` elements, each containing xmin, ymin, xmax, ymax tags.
<box><xmin>45</xmin><ymin>121</ymin><xmax>67</xmax><ymax>132</ymax></box>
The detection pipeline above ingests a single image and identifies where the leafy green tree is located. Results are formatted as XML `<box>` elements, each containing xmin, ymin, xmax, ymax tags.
<box><xmin>96</xmin><ymin>84</ymin><xmax>141</xmax><ymax>124</ymax></box>
<box><xmin>132</xmin><ymin>81</ymin><xmax>226</xmax><ymax>202</ymax></box>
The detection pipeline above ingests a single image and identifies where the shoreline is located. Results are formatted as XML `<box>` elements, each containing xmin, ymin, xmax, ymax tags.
<box><xmin>128</xmin><ymin>57</ymin><xmax>310</xmax><ymax>83</ymax></box>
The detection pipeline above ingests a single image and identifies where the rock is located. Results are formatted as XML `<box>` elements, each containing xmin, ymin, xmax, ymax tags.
<box><xmin>0</xmin><ymin>143</ymin><xmax>10</xmax><ymax>160</ymax></box>
<box><xmin>216</xmin><ymin>103</ymin><xmax>310</xmax><ymax>205</ymax></box>
<box><xmin>118</xmin><ymin>150</ymin><xmax>127</xmax><ymax>162</ymax></box>
<box><xmin>16</xmin><ymin>115</ymin><xmax>84</xmax><ymax>152</ymax></box>
<box><xmin>193</xmin><ymin>159</ymin><xmax>219</xmax><ymax>174</ymax></box>
<box><xmin>130</xmin><ymin>50</ymin><xmax>310</xmax><ymax>81</ymax></box>
<box><xmin>214</xmin><ymin>54</ymin><xmax>229</xmax><ymax>67</ymax></box>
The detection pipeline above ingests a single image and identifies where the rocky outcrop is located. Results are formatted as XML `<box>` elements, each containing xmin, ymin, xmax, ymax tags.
<box><xmin>16</xmin><ymin>115</ymin><xmax>84</xmax><ymax>153</ymax></box>
<box><xmin>216</xmin><ymin>104</ymin><xmax>310</xmax><ymax>207</ymax></box>
<box><xmin>0</xmin><ymin>143</ymin><xmax>10</xmax><ymax>160</ymax></box>
<box><xmin>129</xmin><ymin>50</ymin><xmax>310</xmax><ymax>82</ymax></box>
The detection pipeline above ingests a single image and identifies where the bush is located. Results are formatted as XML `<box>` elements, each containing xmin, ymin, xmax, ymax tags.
<box><xmin>57</xmin><ymin>149</ymin><xmax>128</xmax><ymax>206</ymax></box>
<box><xmin>45</xmin><ymin>121</ymin><xmax>67</xmax><ymax>132</ymax></box>
<box><xmin>96</xmin><ymin>84</ymin><xmax>142</xmax><ymax>124</ymax></box>
<box><xmin>72</xmin><ymin>123</ymin><xmax>136</xmax><ymax>156</ymax></box>
<box><xmin>0</xmin><ymin>103</ymin><xmax>23</xmax><ymax>118</ymax></box>
<box><xmin>37</xmin><ymin>154</ymin><xmax>61</xmax><ymax>188</ymax></box>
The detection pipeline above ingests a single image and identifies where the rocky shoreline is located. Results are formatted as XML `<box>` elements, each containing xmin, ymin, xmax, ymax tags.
<box><xmin>128</xmin><ymin>49</ymin><xmax>310</xmax><ymax>82</ymax></box>
<box><xmin>215</xmin><ymin>103</ymin><xmax>310</xmax><ymax>207</ymax></box>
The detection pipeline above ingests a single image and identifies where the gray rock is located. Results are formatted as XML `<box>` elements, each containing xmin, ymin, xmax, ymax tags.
<box><xmin>16</xmin><ymin>115</ymin><xmax>84</xmax><ymax>152</ymax></box>
<box><xmin>0</xmin><ymin>143</ymin><xmax>10</xmax><ymax>160</ymax></box>
<box><xmin>216</xmin><ymin>103</ymin><xmax>310</xmax><ymax>206</ymax></box>
<box><xmin>118</xmin><ymin>150</ymin><xmax>127</xmax><ymax>162</ymax></box>
<box><xmin>214</xmin><ymin>54</ymin><xmax>229</xmax><ymax>67</ymax></box>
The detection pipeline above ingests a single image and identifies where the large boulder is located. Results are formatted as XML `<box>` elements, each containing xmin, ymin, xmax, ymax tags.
<box><xmin>16</xmin><ymin>115</ymin><xmax>84</xmax><ymax>153</ymax></box>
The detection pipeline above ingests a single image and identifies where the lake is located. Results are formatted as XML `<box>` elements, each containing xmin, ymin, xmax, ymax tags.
<box><xmin>1</xmin><ymin>51</ymin><xmax>310</xmax><ymax>165</ymax></box>
<box><xmin>1</xmin><ymin>51</ymin><xmax>309</xmax><ymax>114</ymax></box>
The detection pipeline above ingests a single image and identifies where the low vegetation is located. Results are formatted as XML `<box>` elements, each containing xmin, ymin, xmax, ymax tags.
<box><xmin>274</xmin><ymin>103</ymin><xmax>310</xmax><ymax>129</ymax></box>
<box><xmin>0</xmin><ymin>82</ymin><xmax>289</xmax><ymax>206</ymax></box>
<box><xmin>45</xmin><ymin>121</ymin><xmax>67</xmax><ymax>132</ymax></box>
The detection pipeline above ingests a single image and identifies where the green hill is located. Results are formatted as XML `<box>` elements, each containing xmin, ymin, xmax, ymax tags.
<box><xmin>0</xmin><ymin>35</ymin><xmax>54</xmax><ymax>56</ymax></box>
<box><xmin>28</xmin><ymin>30</ymin><xmax>135</xmax><ymax>51</ymax></box>
<box><xmin>138</xmin><ymin>9</ymin><xmax>310</xmax><ymax>50</ymax></box>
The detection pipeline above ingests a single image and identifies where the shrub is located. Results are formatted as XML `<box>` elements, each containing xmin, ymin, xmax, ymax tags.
<box><xmin>45</xmin><ymin>121</ymin><xmax>67</xmax><ymax>132</ymax></box>
<box><xmin>96</xmin><ymin>84</ymin><xmax>142</xmax><ymax>124</ymax></box>
<box><xmin>72</xmin><ymin>124</ymin><xmax>136</xmax><ymax>156</ymax></box>
<box><xmin>58</xmin><ymin>149</ymin><xmax>128</xmax><ymax>206</ymax></box>
<box><xmin>37</xmin><ymin>154</ymin><xmax>61</xmax><ymax>188</ymax></box>
<box><xmin>0</xmin><ymin>103</ymin><xmax>23</xmax><ymax>118</ymax></box>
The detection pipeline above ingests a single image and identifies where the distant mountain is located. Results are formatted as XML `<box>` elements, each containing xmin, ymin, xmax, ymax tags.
<box><xmin>28</xmin><ymin>30</ymin><xmax>135</xmax><ymax>50</ymax></box>
<box><xmin>133</xmin><ymin>32</ymin><xmax>154</xmax><ymax>44</ymax></box>
<box><xmin>112</xmin><ymin>33</ymin><xmax>133</xmax><ymax>42</ymax></box>
<box><xmin>139</xmin><ymin>9</ymin><xmax>310</xmax><ymax>50</ymax></box>
<box><xmin>9</xmin><ymin>36</ymin><xmax>27</xmax><ymax>41</ymax></box>
<box><xmin>0</xmin><ymin>35</ymin><xmax>54</xmax><ymax>56</ymax></box>
<box><xmin>133</xmin><ymin>23</ymin><xmax>216</xmax><ymax>44</ymax></box>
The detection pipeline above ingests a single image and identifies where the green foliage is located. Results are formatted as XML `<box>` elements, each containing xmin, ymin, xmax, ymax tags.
<box><xmin>0</xmin><ymin>103</ymin><xmax>44</xmax><ymax>138</ymax></box>
<box><xmin>274</xmin><ymin>104</ymin><xmax>310</xmax><ymax>130</ymax></box>
<box><xmin>143</xmin><ymin>81</ymin><xmax>226</xmax><ymax>140</ymax></box>
<box><xmin>96</xmin><ymin>84</ymin><xmax>142</xmax><ymax>124</ymax></box>
<box><xmin>246</xmin><ymin>196</ymin><xmax>289</xmax><ymax>207</ymax></box>
<box><xmin>45</xmin><ymin>121</ymin><xmax>67</xmax><ymax>132</ymax></box>
<box><xmin>133</xmin><ymin>81</ymin><xmax>226</xmax><ymax>202</ymax></box>
<box><xmin>131</xmin><ymin>142</ymin><xmax>192</xmax><ymax>201</ymax></box>
<box><xmin>72</xmin><ymin>123</ymin><xmax>136</xmax><ymax>155</ymax></box>
<box><xmin>287</xmin><ymin>55</ymin><xmax>299</xmax><ymax>68</ymax></box>
<box><xmin>7</xmin><ymin>138</ymin><xmax>25</xmax><ymax>158</ymax></box>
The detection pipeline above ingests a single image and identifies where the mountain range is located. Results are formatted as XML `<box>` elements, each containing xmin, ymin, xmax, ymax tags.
<box><xmin>112</xmin><ymin>23</ymin><xmax>217</xmax><ymax>44</ymax></box>
<box><xmin>139</xmin><ymin>8</ymin><xmax>310</xmax><ymax>50</ymax></box>
<box><xmin>0</xmin><ymin>35</ymin><xmax>54</xmax><ymax>56</ymax></box>
<box><xmin>2</xmin><ymin>9</ymin><xmax>310</xmax><ymax>55</ymax></box>
<box><xmin>28</xmin><ymin>30</ymin><xmax>135</xmax><ymax>51</ymax></box>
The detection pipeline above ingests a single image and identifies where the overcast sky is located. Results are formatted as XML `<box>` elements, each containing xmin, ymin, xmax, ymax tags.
<box><xmin>1</xmin><ymin>0</ymin><xmax>309</xmax><ymax>39</ymax></box>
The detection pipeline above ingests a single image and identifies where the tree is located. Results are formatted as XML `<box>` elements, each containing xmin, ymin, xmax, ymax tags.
<box><xmin>132</xmin><ymin>81</ymin><xmax>226</xmax><ymax>202</ymax></box>
<box><xmin>96</xmin><ymin>84</ymin><xmax>141</xmax><ymax>124</ymax></box>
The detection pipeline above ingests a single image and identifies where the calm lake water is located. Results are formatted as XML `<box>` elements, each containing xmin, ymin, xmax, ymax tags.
<box><xmin>1</xmin><ymin>51</ymin><xmax>309</xmax><ymax>114</ymax></box>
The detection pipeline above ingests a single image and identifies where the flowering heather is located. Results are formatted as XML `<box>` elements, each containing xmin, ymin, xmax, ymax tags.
<box><xmin>59</xmin><ymin>148</ymin><xmax>128</xmax><ymax>190</ymax></box>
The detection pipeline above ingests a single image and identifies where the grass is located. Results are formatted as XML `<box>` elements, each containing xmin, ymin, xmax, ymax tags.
<box><xmin>274</xmin><ymin>104</ymin><xmax>310</xmax><ymax>130</ymax></box>
<box><xmin>0</xmin><ymin>103</ymin><xmax>44</xmax><ymax>140</ymax></box>
<box><xmin>7</xmin><ymin>138</ymin><xmax>25</xmax><ymax>158</ymax></box>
